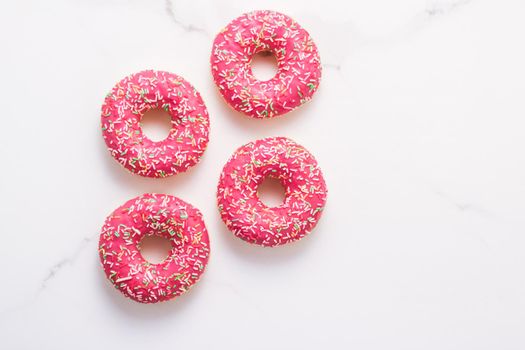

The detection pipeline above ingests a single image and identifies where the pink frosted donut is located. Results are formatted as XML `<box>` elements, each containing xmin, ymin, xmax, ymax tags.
<box><xmin>98</xmin><ymin>193</ymin><xmax>210</xmax><ymax>303</ymax></box>
<box><xmin>211</xmin><ymin>10</ymin><xmax>321</xmax><ymax>118</ymax></box>
<box><xmin>217</xmin><ymin>137</ymin><xmax>327</xmax><ymax>246</ymax></box>
<box><xmin>101</xmin><ymin>70</ymin><xmax>210</xmax><ymax>178</ymax></box>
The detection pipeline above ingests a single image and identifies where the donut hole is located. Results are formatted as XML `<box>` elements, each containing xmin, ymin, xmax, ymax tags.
<box><xmin>257</xmin><ymin>176</ymin><xmax>286</xmax><ymax>207</ymax></box>
<box><xmin>138</xmin><ymin>235</ymin><xmax>172</xmax><ymax>264</ymax></box>
<box><xmin>250</xmin><ymin>51</ymin><xmax>278</xmax><ymax>81</ymax></box>
<box><xmin>140</xmin><ymin>108</ymin><xmax>172</xmax><ymax>142</ymax></box>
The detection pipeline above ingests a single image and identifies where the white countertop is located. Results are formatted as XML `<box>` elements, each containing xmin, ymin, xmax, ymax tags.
<box><xmin>1</xmin><ymin>0</ymin><xmax>525</xmax><ymax>349</ymax></box>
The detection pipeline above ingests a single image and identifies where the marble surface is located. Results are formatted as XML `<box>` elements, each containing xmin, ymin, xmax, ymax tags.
<box><xmin>1</xmin><ymin>0</ymin><xmax>525</xmax><ymax>348</ymax></box>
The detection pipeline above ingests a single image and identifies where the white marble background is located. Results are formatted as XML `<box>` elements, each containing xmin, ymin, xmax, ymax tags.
<box><xmin>1</xmin><ymin>0</ymin><xmax>525</xmax><ymax>349</ymax></box>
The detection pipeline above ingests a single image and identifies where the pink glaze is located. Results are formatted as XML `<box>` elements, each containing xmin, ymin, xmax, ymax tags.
<box><xmin>101</xmin><ymin>70</ymin><xmax>210</xmax><ymax>178</ymax></box>
<box><xmin>211</xmin><ymin>10</ymin><xmax>322</xmax><ymax>118</ymax></box>
<box><xmin>99</xmin><ymin>194</ymin><xmax>210</xmax><ymax>303</ymax></box>
<box><xmin>217</xmin><ymin>137</ymin><xmax>327</xmax><ymax>246</ymax></box>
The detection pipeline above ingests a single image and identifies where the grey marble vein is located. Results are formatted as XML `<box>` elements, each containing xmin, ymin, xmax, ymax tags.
<box><xmin>0</xmin><ymin>234</ymin><xmax>97</xmax><ymax>316</ymax></box>
<box><xmin>426</xmin><ymin>0</ymin><xmax>472</xmax><ymax>18</ymax></box>
<box><xmin>39</xmin><ymin>235</ymin><xmax>96</xmax><ymax>292</ymax></box>
<box><xmin>434</xmin><ymin>190</ymin><xmax>492</xmax><ymax>218</ymax></box>
<box><xmin>323</xmin><ymin>63</ymin><xmax>342</xmax><ymax>71</ymax></box>
<box><xmin>165</xmin><ymin>0</ymin><xmax>208</xmax><ymax>36</ymax></box>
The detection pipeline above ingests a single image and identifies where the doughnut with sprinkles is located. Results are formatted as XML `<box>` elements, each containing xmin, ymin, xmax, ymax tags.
<box><xmin>217</xmin><ymin>137</ymin><xmax>327</xmax><ymax>246</ymax></box>
<box><xmin>99</xmin><ymin>193</ymin><xmax>210</xmax><ymax>303</ymax></box>
<box><xmin>211</xmin><ymin>10</ymin><xmax>322</xmax><ymax>118</ymax></box>
<box><xmin>101</xmin><ymin>70</ymin><xmax>210</xmax><ymax>178</ymax></box>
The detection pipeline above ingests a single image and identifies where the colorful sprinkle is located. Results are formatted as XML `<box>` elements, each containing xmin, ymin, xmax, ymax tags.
<box><xmin>217</xmin><ymin>137</ymin><xmax>327</xmax><ymax>246</ymax></box>
<box><xmin>211</xmin><ymin>10</ymin><xmax>322</xmax><ymax>119</ymax></box>
<box><xmin>98</xmin><ymin>194</ymin><xmax>210</xmax><ymax>303</ymax></box>
<box><xmin>101</xmin><ymin>70</ymin><xmax>210</xmax><ymax>178</ymax></box>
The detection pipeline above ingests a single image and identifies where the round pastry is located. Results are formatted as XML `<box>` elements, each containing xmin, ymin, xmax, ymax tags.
<box><xmin>211</xmin><ymin>10</ymin><xmax>321</xmax><ymax>118</ymax></box>
<box><xmin>217</xmin><ymin>137</ymin><xmax>327</xmax><ymax>246</ymax></box>
<box><xmin>101</xmin><ymin>70</ymin><xmax>210</xmax><ymax>178</ymax></box>
<box><xmin>99</xmin><ymin>193</ymin><xmax>210</xmax><ymax>303</ymax></box>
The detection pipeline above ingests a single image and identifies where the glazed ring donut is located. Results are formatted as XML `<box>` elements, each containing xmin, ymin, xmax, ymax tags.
<box><xmin>98</xmin><ymin>193</ymin><xmax>210</xmax><ymax>303</ymax></box>
<box><xmin>211</xmin><ymin>10</ymin><xmax>321</xmax><ymax>119</ymax></box>
<box><xmin>217</xmin><ymin>137</ymin><xmax>327</xmax><ymax>246</ymax></box>
<box><xmin>101</xmin><ymin>70</ymin><xmax>210</xmax><ymax>178</ymax></box>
